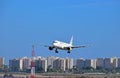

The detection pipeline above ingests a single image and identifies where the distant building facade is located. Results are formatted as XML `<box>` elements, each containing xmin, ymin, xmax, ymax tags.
<box><xmin>65</xmin><ymin>57</ymin><xmax>73</xmax><ymax>70</ymax></box>
<box><xmin>9</xmin><ymin>58</ymin><xmax>23</xmax><ymax>72</ymax></box>
<box><xmin>53</xmin><ymin>58</ymin><xmax>66</xmax><ymax>71</ymax></box>
<box><xmin>118</xmin><ymin>58</ymin><xmax>120</xmax><ymax>68</ymax></box>
<box><xmin>8</xmin><ymin>56</ymin><xmax>120</xmax><ymax>72</ymax></box>
<box><xmin>35</xmin><ymin>58</ymin><xmax>47</xmax><ymax>72</ymax></box>
<box><xmin>96</xmin><ymin>58</ymin><xmax>104</xmax><ymax>69</ymax></box>
<box><xmin>0</xmin><ymin>57</ymin><xmax>4</xmax><ymax>69</ymax></box>
<box><xmin>47</xmin><ymin>56</ymin><xmax>57</xmax><ymax>69</ymax></box>
<box><xmin>41</xmin><ymin>58</ymin><xmax>47</xmax><ymax>72</ymax></box>
<box><xmin>76</xmin><ymin>58</ymin><xmax>85</xmax><ymax>70</ymax></box>
<box><xmin>22</xmin><ymin>57</ymin><xmax>31</xmax><ymax>71</ymax></box>
<box><xmin>111</xmin><ymin>57</ymin><xmax>118</xmax><ymax>68</ymax></box>
<box><xmin>91</xmin><ymin>59</ymin><xmax>96</xmax><ymax>69</ymax></box>
<box><xmin>104</xmin><ymin>58</ymin><xmax>113</xmax><ymax>69</ymax></box>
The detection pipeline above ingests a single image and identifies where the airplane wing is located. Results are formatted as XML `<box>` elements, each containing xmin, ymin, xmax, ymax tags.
<box><xmin>44</xmin><ymin>45</ymin><xmax>55</xmax><ymax>48</ymax></box>
<box><xmin>64</xmin><ymin>45</ymin><xmax>86</xmax><ymax>50</ymax></box>
<box><xmin>71</xmin><ymin>45</ymin><xmax>86</xmax><ymax>48</ymax></box>
<box><xmin>44</xmin><ymin>45</ymin><xmax>51</xmax><ymax>47</ymax></box>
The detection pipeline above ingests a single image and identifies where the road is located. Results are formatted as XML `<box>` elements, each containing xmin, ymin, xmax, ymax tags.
<box><xmin>0</xmin><ymin>73</ymin><xmax>120</xmax><ymax>78</ymax></box>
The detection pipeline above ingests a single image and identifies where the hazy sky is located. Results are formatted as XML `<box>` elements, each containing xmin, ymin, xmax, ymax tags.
<box><xmin>0</xmin><ymin>0</ymin><xmax>120</xmax><ymax>64</ymax></box>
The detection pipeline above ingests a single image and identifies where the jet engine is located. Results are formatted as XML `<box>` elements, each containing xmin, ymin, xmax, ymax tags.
<box><xmin>49</xmin><ymin>47</ymin><xmax>54</xmax><ymax>50</ymax></box>
<box><xmin>67</xmin><ymin>47</ymin><xmax>72</xmax><ymax>51</ymax></box>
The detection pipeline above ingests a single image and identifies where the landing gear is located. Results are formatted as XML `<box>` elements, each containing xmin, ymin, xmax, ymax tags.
<box><xmin>67</xmin><ymin>50</ymin><xmax>71</xmax><ymax>53</ymax></box>
<box><xmin>55</xmin><ymin>49</ymin><xmax>58</xmax><ymax>53</ymax></box>
<box><xmin>67</xmin><ymin>47</ymin><xmax>72</xmax><ymax>53</ymax></box>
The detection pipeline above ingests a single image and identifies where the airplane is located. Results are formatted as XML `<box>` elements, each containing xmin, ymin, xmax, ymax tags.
<box><xmin>45</xmin><ymin>36</ymin><xmax>86</xmax><ymax>53</ymax></box>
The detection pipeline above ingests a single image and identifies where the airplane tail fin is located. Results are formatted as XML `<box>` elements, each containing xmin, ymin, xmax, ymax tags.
<box><xmin>70</xmin><ymin>36</ymin><xmax>73</xmax><ymax>45</ymax></box>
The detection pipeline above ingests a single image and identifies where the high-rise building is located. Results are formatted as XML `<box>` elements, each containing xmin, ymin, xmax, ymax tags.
<box><xmin>47</xmin><ymin>56</ymin><xmax>56</xmax><ymax>68</ymax></box>
<box><xmin>0</xmin><ymin>57</ymin><xmax>4</xmax><ymax>69</ymax></box>
<box><xmin>65</xmin><ymin>57</ymin><xmax>73</xmax><ymax>70</ymax></box>
<box><xmin>59</xmin><ymin>58</ymin><xmax>66</xmax><ymax>71</ymax></box>
<box><xmin>35</xmin><ymin>58</ymin><xmax>42</xmax><ymax>71</ymax></box>
<box><xmin>53</xmin><ymin>58</ymin><xmax>66</xmax><ymax>71</ymax></box>
<box><xmin>111</xmin><ymin>57</ymin><xmax>118</xmax><ymax>68</ymax></box>
<box><xmin>104</xmin><ymin>58</ymin><xmax>113</xmax><ymax>69</ymax></box>
<box><xmin>118</xmin><ymin>58</ymin><xmax>120</xmax><ymax>68</ymax></box>
<box><xmin>35</xmin><ymin>58</ymin><xmax>47</xmax><ymax>72</ymax></box>
<box><xmin>22</xmin><ymin>57</ymin><xmax>31</xmax><ymax>71</ymax></box>
<box><xmin>53</xmin><ymin>58</ymin><xmax>60</xmax><ymax>70</ymax></box>
<box><xmin>9</xmin><ymin>58</ymin><xmax>23</xmax><ymax>72</ymax></box>
<box><xmin>91</xmin><ymin>59</ymin><xmax>96</xmax><ymax>69</ymax></box>
<box><xmin>84</xmin><ymin>59</ymin><xmax>96</xmax><ymax>69</ymax></box>
<box><xmin>76</xmin><ymin>58</ymin><xmax>85</xmax><ymax>70</ymax></box>
<box><xmin>96</xmin><ymin>58</ymin><xmax>104</xmax><ymax>68</ymax></box>
<box><xmin>41</xmin><ymin>58</ymin><xmax>47</xmax><ymax>72</ymax></box>
<box><xmin>84</xmin><ymin>59</ymin><xmax>91</xmax><ymax>68</ymax></box>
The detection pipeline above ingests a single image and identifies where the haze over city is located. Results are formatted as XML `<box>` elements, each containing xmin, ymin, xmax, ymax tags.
<box><xmin>0</xmin><ymin>0</ymin><xmax>120</xmax><ymax>64</ymax></box>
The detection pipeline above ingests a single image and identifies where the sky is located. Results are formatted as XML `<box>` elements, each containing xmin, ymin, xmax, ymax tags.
<box><xmin>0</xmin><ymin>0</ymin><xmax>120</xmax><ymax>64</ymax></box>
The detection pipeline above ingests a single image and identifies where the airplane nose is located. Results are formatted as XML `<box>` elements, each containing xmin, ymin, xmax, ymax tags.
<box><xmin>53</xmin><ymin>42</ymin><xmax>55</xmax><ymax>45</ymax></box>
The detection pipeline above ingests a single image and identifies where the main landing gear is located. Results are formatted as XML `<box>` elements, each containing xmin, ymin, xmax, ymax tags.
<box><xmin>54</xmin><ymin>49</ymin><xmax>71</xmax><ymax>53</ymax></box>
<box><xmin>67</xmin><ymin>50</ymin><xmax>71</xmax><ymax>53</ymax></box>
<box><xmin>55</xmin><ymin>49</ymin><xmax>58</xmax><ymax>53</ymax></box>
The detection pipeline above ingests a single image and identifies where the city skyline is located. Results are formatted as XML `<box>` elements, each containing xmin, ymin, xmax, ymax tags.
<box><xmin>1</xmin><ymin>55</ymin><xmax>120</xmax><ymax>65</ymax></box>
<box><xmin>1</xmin><ymin>56</ymin><xmax>120</xmax><ymax>72</ymax></box>
<box><xmin>0</xmin><ymin>0</ymin><xmax>120</xmax><ymax>64</ymax></box>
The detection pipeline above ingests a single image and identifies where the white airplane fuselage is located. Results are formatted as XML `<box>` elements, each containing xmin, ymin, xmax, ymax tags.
<box><xmin>52</xmin><ymin>40</ymin><xmax>72</xmax><ymax>50</ymax></box>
